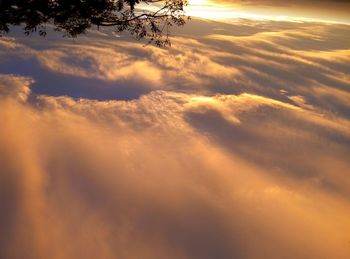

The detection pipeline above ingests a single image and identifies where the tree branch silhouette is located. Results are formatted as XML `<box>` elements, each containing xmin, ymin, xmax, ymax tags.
<box><xmin>0</xmin><ymin>0</ymin><xmax>188</xmax><ymax>46</ymax></box>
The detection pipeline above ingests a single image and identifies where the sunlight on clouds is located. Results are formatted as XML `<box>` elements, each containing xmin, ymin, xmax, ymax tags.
<box><xmin>38</xmin><ymin>45</ymin><xmax>162</xmax><ymax>86</ymax></box>
<box><xmin>1</xmin><ymin>75</ymin><xmax>350</xmax><ymax>258</ymax></box>
<box><xmin>1</xmin><ymin>17</ymin><xmax>350</xmax><ymax>259</ymax></box>
<box><xmin>0</xmin><ymin>74</ymin><xmax>33</xmax><ymax>102</ymax></box>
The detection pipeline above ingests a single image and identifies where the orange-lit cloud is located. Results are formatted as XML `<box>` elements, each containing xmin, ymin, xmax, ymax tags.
<box><xmin>1</xmin><ymin>73</ymin><xmax>350</xmax><ymax>259</ymax></box>
<box><xmin>1</xmin><ymin>18</ymin><xmax>350</xmax><ymax>259</ymax></box>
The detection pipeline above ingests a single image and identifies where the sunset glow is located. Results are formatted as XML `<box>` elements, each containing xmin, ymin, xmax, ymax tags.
<box><xmin>189</xmin><ymin>0</ymin><xmax>208</xmax><ymax>6</ymax></box>
<box><xmin>185</xmin><ymin>0</ymin><xmax>350</xmax><ymax>23</ymax></box>
<box><xmin>1</xmin><ymin>1</ymin><xmax>350</xmax><ymax>259</ymax></box>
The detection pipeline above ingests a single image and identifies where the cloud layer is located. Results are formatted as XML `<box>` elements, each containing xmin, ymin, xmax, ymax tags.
<box><xmin>1</xmin><ymin>19</ymin><xmax>349</xmax><ymax>114</ymax></box>
<box><xmin>1</xmin><ymin>73</ymin><xmax>350</xmax><ymax>259</ymax></box>
<box><xmin>0</xmin><ymin>19</ymin><xmax>350</xmax><ymax>259</ymax></box>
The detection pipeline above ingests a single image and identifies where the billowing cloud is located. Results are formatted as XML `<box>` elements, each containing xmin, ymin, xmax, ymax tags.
<box><xmin>1</xmin><ymin>74</ymin><xmax>350</xmax><ymax>259</ymax></box>
<box><xmin>0</xmin><ymin>74</ymin><xmax>33</xmax><ymax>101</ymax></box>
<box><xmin>1</xmin><ymin>17</ymin><xmax>350</xmax><ymax>259</ymax></box>
<box><xmin>1</xmin><ymin>20</ymin><xmax>349</xmax><ymax>109</ymax></box>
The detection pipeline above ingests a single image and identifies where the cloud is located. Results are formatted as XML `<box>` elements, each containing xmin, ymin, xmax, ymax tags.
<box><xmin>2</xmin><ymin>20</ymin><xmax>350</xmax><ymax>115</ymax></box>
<box><xmin>38</xmin><ymin>45</ymin><xmax>162</xmax><ymax>86</ymax></box>
<box><xmin>185</xmin><ymin>93</ymin><xmax>350</xmax><ymax>192</ymax></box>
<box><xmin>0</xmin><ymin>74</ymin><xmax>33</xmax><ymax>101</ymax></box>
<box><xmin>1</xmin><ymin>18</ymin><xmax>350</xmax><ymax>259</ymax></box>
<box><xmin>1</xmin><ymin>76</ymin><xmax>350</xmax><ymax>259</ymax></box>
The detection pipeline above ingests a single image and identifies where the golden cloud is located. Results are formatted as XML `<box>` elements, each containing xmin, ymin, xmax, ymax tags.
<box><xmin>1</xmin><ymin>76</ymin><xmax>350</xmax><ymax>258</ymax></box>
<box><xmin>1</xmin><ymin>18</ymin><xmax>350</xmax><ymax>259</ymax></box>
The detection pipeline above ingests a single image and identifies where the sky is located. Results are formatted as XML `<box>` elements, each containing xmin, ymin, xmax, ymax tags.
<box><xmin>185</xmin><ymin>0</ymin><xmax>350</xmax><ymax>23</ymax></box>
<box><xmin>1</xmin><ymin>2</ymin><xmax>350</xmax><ymax>259</ymax></box>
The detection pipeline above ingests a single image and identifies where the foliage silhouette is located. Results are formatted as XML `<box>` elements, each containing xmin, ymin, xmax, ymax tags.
<box><xmin>0</xmin><ymin>0</ymin><xmax>187</xmax><ymax>46</ymax></box>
